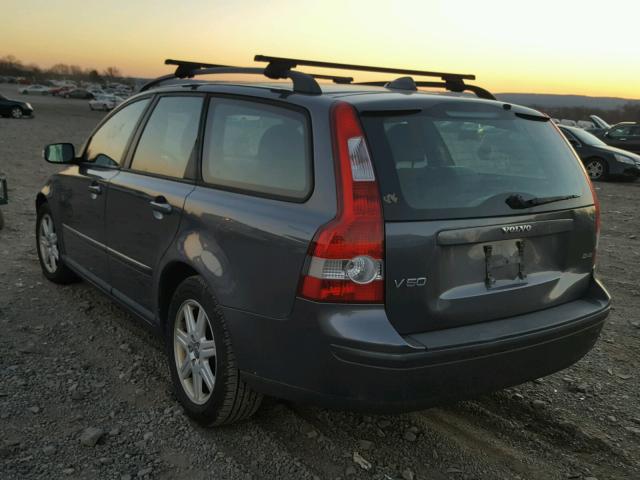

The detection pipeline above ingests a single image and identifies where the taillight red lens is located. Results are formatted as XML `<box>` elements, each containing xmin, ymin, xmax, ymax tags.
<box><xmin>587</xmin><ymin>174</ymin><xmax>601</xmax><ymax>266</ymax></box>
<box><xmin>299</xmin><ymin>102</ymin><xmax>384</xmax><ymax>303</ymax></box>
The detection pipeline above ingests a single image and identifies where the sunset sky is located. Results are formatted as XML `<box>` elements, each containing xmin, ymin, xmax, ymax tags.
<box><xmin>2</xmin><ymin>0</ymin><xmax>639</xmax><ymax>98</ymax></box>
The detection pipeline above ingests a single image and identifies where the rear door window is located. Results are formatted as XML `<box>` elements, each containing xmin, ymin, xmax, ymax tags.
<box><xmin>130</xmin><ymin>96</ymin><xmax>204</xmax><ymax>178</ymax></box>
<box><xmin>201</xmin><ymin>98</ymin><xmax>311</xmax><ymax>200</ymax></box>
<box><xmin>361</xmin><ymin>101</ymin><xmax>591</xmax><ymax>221</ymax></box>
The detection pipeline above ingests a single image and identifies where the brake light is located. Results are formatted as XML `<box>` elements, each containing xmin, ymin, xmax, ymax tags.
<box><xmin>587</xmin><ymin>175</ymin><xmax>601</xmax><ymax>266</ymax></box>
<box><xmin>299</xmin><ymin>102</ymin><xmax>384</xmax><ymax>303</ymax></box>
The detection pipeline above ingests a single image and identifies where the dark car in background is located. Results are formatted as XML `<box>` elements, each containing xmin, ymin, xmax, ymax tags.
<box><xmin>559</xmin><ymin>125</ymin><xmax>640</xmax><ymax>181</ymax></box>
<box><xmin>63</xmin><ymin>88</ymin><xmax>94</xmax><ymax>99</ymax></box>
<box><xmin>34</xmin><ymin>55</ymin><xmax>610</xmax><ymax>426</ymax></box>
<box><xmin>0</xmin><ymin>93</ymin><xmax>34</xmax><ymax>119</ymax></box>
<box><xmin>591</xmin><ymin>122</ymin><xmax>640</xmax><ymax>154</ymax></box>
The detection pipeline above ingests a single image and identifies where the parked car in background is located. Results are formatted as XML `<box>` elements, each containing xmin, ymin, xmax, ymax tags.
<box><xmin>576</xmin><ymin>120</ymin><xmax>595</xmax><ymax>129</ymax></box>
<box><xmin>63</xmin><ymin>88</ymin><xmax>94</xmax><ymax>100</ymax></box>
<box><xmin>589</xmin><ymin>115</ymin><xmax>610</xmax><ymax>130</ymax></box>
<box><xmin>49</xmin><ymin>85</ymin><xmax>74</xmax><ymax>96</ymax></box>
<box><xmin>559</xmin><ymin>125</ymin><xmax>640</xmax><ymax>181</ymax></box>
<box><xmin>0</xmin><ymin>93</ymin><xmax>34</xmax><ymax>119</ymax></box>
<box><xmin>592</xmin><ymin>122</ymin><xmax>640</xmax><ymax>154</ymax></box>
<box><xmin>0</xmin><ymin>175</ymin><xmax>7</xmax><ymax>230</ymax></box>
<box><xmin>89</xmin><ymin>94</ymin><xmax>125</xmax><ymax>111</ymax></box>
<box><xmin>18</xmin><ymin>85</ymin><xmax>49</xmax><ymax>95</ymax></box>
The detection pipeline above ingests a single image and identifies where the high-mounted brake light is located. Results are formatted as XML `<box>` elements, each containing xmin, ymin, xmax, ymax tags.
<box><xmin>299</xmin><ymin>102</ymin><xmax>384</xmax><ymax>303</ymax></box>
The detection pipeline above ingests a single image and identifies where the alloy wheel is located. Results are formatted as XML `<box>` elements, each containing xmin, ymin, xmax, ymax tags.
<box><xmin>38</xmin><ymin>213</ymin><xmax>59</xmax><ymax>273</ymax></box>
<box><xmin>11</xmin><ymin>107</ymin><xmax>23</xmax><ymax>119</ymax></box>
<box><xmin>586</xmin><ymin>160</ymin><xmax>604</xmax><ymax>180</ymax></box>
<box><xmin>173</xmin><ymin>300</ymin><xmax>217</xmax><ymax>405</ymax></box>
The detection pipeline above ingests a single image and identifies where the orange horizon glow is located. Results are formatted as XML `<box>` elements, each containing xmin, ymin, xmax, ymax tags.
<box><xmin>2</xmin><ymin>0</ymin><xmax>640</xmax><ymax>99</ymax></box>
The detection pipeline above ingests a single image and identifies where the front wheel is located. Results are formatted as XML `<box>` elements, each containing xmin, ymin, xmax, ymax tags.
<box><xmin>166</xmin><ymin>276</ymin><xmax>262</xmax><ymax>426</ymax></box>
<box><xmin>36</xmin><ymin>203</ymin><xmax>78</xmax><ymax>284</ymax></box>
<box><xmin>585</xmin><ymin>158</ymin><xmax>608</xmax><ymax>181</ymax></box>
<box><xmin>11</xmin><ymin>107</ymin><xmax>23</xmax><ymax>119</ymax></box>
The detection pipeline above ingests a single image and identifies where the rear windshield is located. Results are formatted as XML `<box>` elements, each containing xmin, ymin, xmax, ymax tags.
<box><xmin>361</xmin><ymin>102</ymin><xmax>591</xmax><ymax>221</ymax></box>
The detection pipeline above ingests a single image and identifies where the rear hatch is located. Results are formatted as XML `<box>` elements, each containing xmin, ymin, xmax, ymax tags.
<box><xmin>360</xmin><ymin>99</ymin><xmax>597</xmax><ymax>334</ymax></box>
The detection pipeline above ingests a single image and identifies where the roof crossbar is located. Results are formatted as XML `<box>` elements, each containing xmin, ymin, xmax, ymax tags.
<box><xmin>254</xmin><ymin>55</ymin><xmax>475</xmax><ymax>82</ymax></box>
<box><xmin>140</xmin><ymin>58</ymin><xmax>353</xmax><ymax>93</ymax></box>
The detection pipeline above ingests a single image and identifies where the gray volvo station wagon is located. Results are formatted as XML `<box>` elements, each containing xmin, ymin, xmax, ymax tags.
<box><xmin>36</xmin><ymin>56</ymin><xmax>610</xmax><ymax>425</ymax></box>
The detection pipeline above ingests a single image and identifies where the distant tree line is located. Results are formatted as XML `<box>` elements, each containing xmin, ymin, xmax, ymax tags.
<box><xmin>0</xmin><ymin>54</ymin><xmax>129</xmax><ymax>84</ymax></box>
<box><xmin>531</xmin><ymin>103</ymin><xmax>640</xmax><ymax>124</ymax></box>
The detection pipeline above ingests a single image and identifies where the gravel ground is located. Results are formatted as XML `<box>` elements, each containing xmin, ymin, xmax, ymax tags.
<box><xmin>1</xmin><ymin>85</ymin><xmax>639</xmax><ymax>480</ymax></box>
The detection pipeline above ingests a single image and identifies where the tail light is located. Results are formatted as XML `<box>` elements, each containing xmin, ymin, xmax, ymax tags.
<box><xmin>298</xmin><ymin>102</ymin><xmax>384</xmax><ymax>303</ymax></box>
<box><xmin>587</xmin><ymin>176</ymin><xmax>601</xmax><ymax>266</ymax></box>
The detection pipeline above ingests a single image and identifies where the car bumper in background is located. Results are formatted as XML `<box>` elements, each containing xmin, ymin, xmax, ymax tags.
<box><xmin>225</xmin><ymin>277</ymin><xmax>610</xmax><ymax>411</ymax></box>
<box><xmin>609</xmin><ymin>161</ymin><xmax>640</xmax><ymax>178</ymax></box>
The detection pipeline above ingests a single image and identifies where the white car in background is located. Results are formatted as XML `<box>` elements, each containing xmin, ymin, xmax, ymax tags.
<box><xmin>89</xmin><ymin>94</ymin><xmax>124</xmax><ymax>111</ymax></box>
<box><xmin>18</xmin><ymin>85</ymin><xmax>49</xmax><ymax>95</ymax></box>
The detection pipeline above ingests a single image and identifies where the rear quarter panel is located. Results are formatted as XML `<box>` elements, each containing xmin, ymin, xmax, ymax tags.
<box><xmin>156</xmin><ymin>96</ymin><xmax>337</xmax><ymax>319</ymax></box>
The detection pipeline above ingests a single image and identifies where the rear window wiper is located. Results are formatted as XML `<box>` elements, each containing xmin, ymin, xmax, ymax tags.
<box><xmin>505</xmin><ymin>193</ymin><xmax>581</xmax><ymax>209</ymax></box>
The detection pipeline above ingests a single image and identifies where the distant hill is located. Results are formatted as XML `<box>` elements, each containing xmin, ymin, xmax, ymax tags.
<box><xmin>495</xmin><ymin>93</ymin><xmax>640</xmax><ymax>111</ymax></box>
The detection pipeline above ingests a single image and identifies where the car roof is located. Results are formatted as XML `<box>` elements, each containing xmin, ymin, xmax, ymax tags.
<box><xmin>140</xmin><ymin>80</ymin><xmax>544</xmax><ymax>117</ymax></box>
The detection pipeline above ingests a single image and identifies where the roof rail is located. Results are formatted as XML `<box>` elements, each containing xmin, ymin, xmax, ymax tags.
<box><xmin>356</xmin><ymin>78</ymin><xmax>496</xmax><ymax>100</ymax></box>
<box><xmin>139</xmin><ymin>58</ymin><xmax>353</xmax><ymax>93</ymax></box>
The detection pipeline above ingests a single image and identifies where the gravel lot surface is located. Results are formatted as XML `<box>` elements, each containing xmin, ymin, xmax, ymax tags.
<box><xmin>1</xmin><ymin>85</ymin><xmax>639</xmax><ymax>480</ymax></box>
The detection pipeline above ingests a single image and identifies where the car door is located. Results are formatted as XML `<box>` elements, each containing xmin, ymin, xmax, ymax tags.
<box><xmin>0</xmin><ymin>96</ymin><xmax>9</xmax><ymax>115</ymax></box>
<box><xmin>605</xmin><ymin>124</ymin><xmax>634</xmax><ymax>150</ymax></box>
<box><xmin>57</xmin><ymin>98</ymin><xmax>151</xmax><ymax>289</ymax></box>
<box><xmin>627</xmin><ymin>126</ymin><xmax>640</xmax><ymax>153</ymax></box>
<box><xmin>104</xmin><ymin>94</ymin><xmax>203</xmax><ymax>321</ymax></box>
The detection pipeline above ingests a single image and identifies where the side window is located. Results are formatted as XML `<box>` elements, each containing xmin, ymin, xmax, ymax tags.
<box><xmin>85</xmin><ymin>99</ymin><xmax>150</xmax><ymax>167</ymax></box>
<box><xmin>202</xmin><ymin>98</ymin><xmax>311</xmax><ymax>199</ymax></box>
<box><xmin>562</xmin><ymin>129</ymin><xmax>580</xmax><ymax>145</ymax></box>
<box><xmin>130</xmin><ymin>96</ymin><xmax>204</xmax><ymax>178</ymax></box>
<box><xmin>609</xmin><ymin>125</ymin><xmax>631</xmax><ymax>138</ymax></box>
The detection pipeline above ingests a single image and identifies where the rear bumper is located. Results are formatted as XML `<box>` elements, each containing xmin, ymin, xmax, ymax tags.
<box><xmin>226</xmin><ymin>277</ymin><xmax>610</xmax><ymax>411</ymax></box>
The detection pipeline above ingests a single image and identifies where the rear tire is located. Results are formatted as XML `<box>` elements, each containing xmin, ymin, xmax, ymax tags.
<box><xmin>585</xmin><ymin>158</ymin><xmax>608</xmax><ymax>181</ymax></box>
<box><xmin>166</xmin><ymin>276</ymin><xmax>262</xmax><ymax>426</ymax></box>
<box><xmin>36</xmin><ymin>203</ymin><xmax>78</xmax><ymax>284</ymax></box>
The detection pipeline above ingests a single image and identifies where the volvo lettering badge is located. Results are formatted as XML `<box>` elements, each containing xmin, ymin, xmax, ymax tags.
<box><xmin>502</xmin><ymin>224</ymin><xmax>533</xmax><ymax>234</ymax></box>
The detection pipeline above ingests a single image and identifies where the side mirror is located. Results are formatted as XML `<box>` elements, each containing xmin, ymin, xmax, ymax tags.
<box><xmin>44</xmin><ymin>143</ymin><xmax>75</xmax><ymax>164</ymax></box>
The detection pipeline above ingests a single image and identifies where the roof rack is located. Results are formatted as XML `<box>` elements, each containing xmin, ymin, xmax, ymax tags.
<box><xmin>139</xmin><ymin>58</ymin><xmax>353</xmax><ymax>93</ymax></box>
<box><xmin>139</xmin><ymin>55</ymin><xmax>493</xmax><ymax>99</ymax></box>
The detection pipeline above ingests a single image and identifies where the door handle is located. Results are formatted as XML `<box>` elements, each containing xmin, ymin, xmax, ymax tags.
<box><xmin>150</xmin><ymin>198</ymin><xmax>172</xmax><ymax>215</ymax></box>
<box><xmin>88</xmin><ymin>183</ymin><xmax>102</xmax><ymax>195</ymax></box>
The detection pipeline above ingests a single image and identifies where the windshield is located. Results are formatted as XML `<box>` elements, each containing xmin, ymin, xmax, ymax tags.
<box><xmin>568</xmin><ymin>127</ymin><xmax>607</xmax><ymax>147</ymax></box>
<box><xmin>0</xmin><ymin>94</ymin><xmax>5</xmax><ymax>100</ymax></box>
<box><xmin>361</xmin><ymin>101</ymin><xmax>591</xmax><ymax>221</ymax></box>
